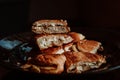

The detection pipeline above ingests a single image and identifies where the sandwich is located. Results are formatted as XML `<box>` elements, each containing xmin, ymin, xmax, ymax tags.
<box><xmin>32</xmin><ymin>19</ymin><xmax>70</xmax><ymax>34</ymax></box>
<box><xmin>77</xmin><ymin>40</ymin><xmax>102</xmax><ymax>54</ymax></box>
<box><xmin>64</xmin><ymin>51</ymin><xmax>106</xmax><ymax>73</ymax></box>
<box><xmin>33</xmin><ymin>54</ymin><xmax>66</xmax><ymax>74</ymax></box>
<box><xmin>21</xmin><ymin>19</ymin><xmax>106</xmax><ymax>74</ymax></box>
<box><xmin>35</xmin><ymin>34</ymin><xmax>73</xmax><ymax>50</ymax></box>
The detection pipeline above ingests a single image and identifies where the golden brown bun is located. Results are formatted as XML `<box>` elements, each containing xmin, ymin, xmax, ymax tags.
<box><xmin>35</xmin><ymin>34</ymin><xmax>73</xmax><ymax>50</ymax></box>
<box><xmin>77</xmin><ymin>40</ymin><xmax>102</xmax><ymax>54</ymax></box>
<box><xmin>34</xmin><ymin>54</ymin><xmax>66</xmax><ymax>74</ymax></box>
<box><xmin>69</xmin><ymin>32</ymin><xmax>85</xmax><ymax>42</ymax></box>
<box><xmin>32</xmin><ymin>19</ymin><xmax>70</xmax><ymax>34</ymax></box>
<box><xmin>64</xmin><ymin>52</ymin><xmax>106</xmax><ymax>73</ymax></box>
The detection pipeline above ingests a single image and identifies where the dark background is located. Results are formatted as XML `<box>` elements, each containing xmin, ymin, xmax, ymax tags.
<box><xmin>29</xmin><ymin>0</ymin><xmax>120</xmax><ymax>29</ymax></box>
<box><xmin>0</xmin><ymin>0</ymin><xmax>120</xmax><ymax>35</ymax></box>
<box><xmin>0</xmin><ymin>0</ymin><xmax>29</xmax><ymax>35</ymax></box>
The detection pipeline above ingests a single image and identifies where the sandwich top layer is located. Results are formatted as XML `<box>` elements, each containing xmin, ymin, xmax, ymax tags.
<box><xmin>32</xmin><ymin>20</ymin><xmax>70</xmax><ymax>34</ymax></box>
<box><xmin>32</xmin><ymin>20</ymin><xmax>68</xmax><ymax>27</ymax></box>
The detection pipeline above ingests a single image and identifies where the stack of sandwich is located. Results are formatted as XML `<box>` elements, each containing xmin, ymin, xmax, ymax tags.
<box><xmin>21</xmin><ymin>20</ymin><xmax>106</xmax><ymax>74</ymax></box>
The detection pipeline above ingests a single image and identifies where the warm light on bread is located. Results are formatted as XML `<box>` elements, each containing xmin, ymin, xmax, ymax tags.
<box><xmin>21</xmin><ymin>19</ymin><xmax>106</xmax><ymax>74</ymax></box>
<box><xmin>32</xmin><ymin>20</ymin><xmax>70</xmax><ymax>34</ymax></box>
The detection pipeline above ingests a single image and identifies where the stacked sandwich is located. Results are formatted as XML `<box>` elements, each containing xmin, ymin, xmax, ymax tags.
<box><xmin>21</xmin><ymin>20</ymin><xmax>106</xmax><ymax>74</ymax></box>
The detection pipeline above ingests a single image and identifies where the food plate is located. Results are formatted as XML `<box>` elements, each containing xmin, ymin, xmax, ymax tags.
<box><xmin>0</xmin><ymin>27</ymin><xmax>120</xmax><ymax>76</ymax></box>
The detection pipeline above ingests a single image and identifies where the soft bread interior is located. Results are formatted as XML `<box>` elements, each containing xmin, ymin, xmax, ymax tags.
<box><xmin>36</xmin><ymin>34</ymin><xmax>73</xmax><ymax>50</ymax></box>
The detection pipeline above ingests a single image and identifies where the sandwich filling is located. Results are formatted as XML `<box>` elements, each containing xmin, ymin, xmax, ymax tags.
<box><xmin>36</xmin><ymin>34</ymin><xmax>73</xmax><ymax>50</ymax></box>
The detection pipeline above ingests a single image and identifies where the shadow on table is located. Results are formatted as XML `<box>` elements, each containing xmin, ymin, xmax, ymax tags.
<box><xmin>1</xmin><ymin>69</ymin><xmax>120</xmax><ymax>80</ymax></box>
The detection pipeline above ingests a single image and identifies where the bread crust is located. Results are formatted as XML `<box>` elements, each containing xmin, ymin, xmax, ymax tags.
<box><xmin>64</xmin><ymin>52</ymin><xmax>106</xmax><ymax>73</ymax></box>
<box><xmin>32</xmin><ymin>20</ymin><xmax>70</xmax><ymax>34</ymax></box>
<box><xmin>33</xmin><ymin>20</ymin><xmax>68</xmax><ymax>26</ymax></box>
<box><xmin>34</xmin><ymin>54</ymin><xmax>66</xmax><ymax>74</ymax></box>
<box><xmin>77</xmin><ymin>40</ymin><xmax>102</xmax><ymax>54</ymax></box>
<box><xmin>41</xmin><ymin>46</ymin><xmax>64</xmax><ymax>54</ymax></box>
<box><xmin>41</xmin><ymin>42</ymin><xmax>73</xmax><ymax>54</ymax></box>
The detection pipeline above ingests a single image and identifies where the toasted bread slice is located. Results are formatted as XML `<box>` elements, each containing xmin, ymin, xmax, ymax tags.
<box><xmin>64</xmin><ymin>52</ymin><xmax>106</xmax><ymax>73</ymax></box>
<box><xmin>77</xmin><ymin>40</ymin><xmax>102</xmax><ymax>54</ymax></box>
<box><xmin>32</xmin><ymin>19</ymin><xmax>70</xmax><ymax>34</ymax></box>
<box><xmin>35</xmin><ymin>34</ymin><xmax>73</xmax><ymax>50</ymax></box>
<box><xmin>21</xmin><ymin>54</ymin><xmax>66</xmax><ymax>74</ymax></box>
<box><xmin>34</xmin><ymin>54</ymin><xmax>66</xmax><ymax>74</ymax></box>
<box><xmin>41</xmin><ymin>42</ymin><xmax>73</xmax><ymax>54</ymax></box>
<box><xmin>41</xmin><ymin>46</ymin><xmax>64</xmax><ymax>54</ymax></box>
